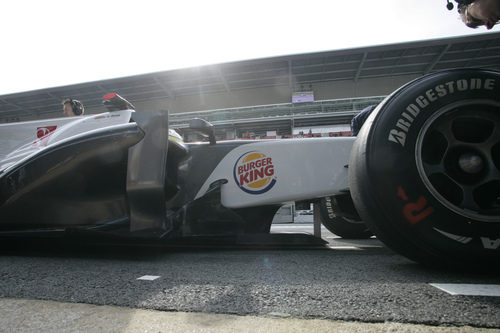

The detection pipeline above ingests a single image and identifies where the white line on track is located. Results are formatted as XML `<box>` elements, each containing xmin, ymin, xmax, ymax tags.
<box><xmin>271</xmin><ymin>224</ymin><xmax>324</xmax><ymax>226</ymax></box>
<box><xmin>327</xmin><ymin>245</ymin><xmax>362</xmax><ymax>250</ymax></box>
<box><xmin>430</xmin><ymin>283</ymin><xmax>500</xmax><ymax>296</ymax></box>
<box><xmin>137</xmin><ymin>275</ymin><xmax>161</xmax><ymax>281</ymax></box>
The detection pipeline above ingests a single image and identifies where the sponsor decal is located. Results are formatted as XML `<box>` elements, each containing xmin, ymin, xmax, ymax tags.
<box><xmin>435</xmin><ymin>228</ymin><xmax>500</xmax><ymax>250</ymax></box>
<box><xmin>388</xmin><ymin>78</ymin><xmax>496</xmax><ymax>147</ymax></box>
<box><xmin>234</xmin><ymin>151</ymin><xmax>276</xmax><ymax>194</ymax></box>
<box><xmin>325</xmin><ymin>196</ymin><xmax>335</xmax><ymax>219</ymax></box>
<box><xmin>481</xmin><ymin>237</ymin><xmax>500</xmax><ymax>250</ymax></box>
<box><xmin>37</xmin><ymin>126</ymin><xmax>57</xmax><ymax>139</ymax></box>
<box><xmin>94</xmin><ymin>114</ymin><xmax>120</xmax><ymax>120</ymax></box>
<box><xmin>34</xmin><ymin>126</ymin><xmax>57</xmax><ymax>147</ymax></box>
<box><xmin>434</xmin><ymin>228</ymin><xmax>473</xmax><ymax>244</ymax></box>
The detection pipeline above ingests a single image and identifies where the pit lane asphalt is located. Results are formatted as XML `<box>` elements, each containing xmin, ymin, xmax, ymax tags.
<box><xmin>0</xmin><ymin>224</ymin><xmax>499</xmax><ymax>330</ymax></box>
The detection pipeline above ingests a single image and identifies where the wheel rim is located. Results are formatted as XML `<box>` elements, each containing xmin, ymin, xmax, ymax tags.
<box><xmin>415</xmin><ymin>99</ymin><xmax>500</xmax><ymax>222</ymax></box>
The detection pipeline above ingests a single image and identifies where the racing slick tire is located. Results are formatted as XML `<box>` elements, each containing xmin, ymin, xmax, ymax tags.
<box><xmin>349</xmin><ymin>69</ymin><xmax>500</xmax><ymax>268</ymax></box>
<box><xmin>319</xmin><ymin>196</ymin><xmax>373</xmax><ymax>239</ymax></box>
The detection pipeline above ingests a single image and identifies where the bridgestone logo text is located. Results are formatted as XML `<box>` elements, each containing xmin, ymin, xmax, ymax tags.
<box><xmin>388</xmin><ymin>78</ymin><xmax>495</xmax><ymax>147</ymax></box>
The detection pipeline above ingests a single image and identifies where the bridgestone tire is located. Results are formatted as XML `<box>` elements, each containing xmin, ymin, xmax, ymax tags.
<box><xmin>349</xmin><ymin>69</ymin><xmax>500</xmax><ymax>268</ymax></box>
<box><xmin>319</xmin><ymin>197</ymin><xmax>373</xmax><ymax>239</ymax></box>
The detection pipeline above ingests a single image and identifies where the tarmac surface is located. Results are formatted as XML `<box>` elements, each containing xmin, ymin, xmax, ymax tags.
<box><xmin>0</xmin><ymin>223</ymin><xmax>499</xmax><ymax>332</ymax></box>
<box><xmin>1</xmin><ymin>297</ymin><xmax>499</xmax><ymax>333</ymax></box>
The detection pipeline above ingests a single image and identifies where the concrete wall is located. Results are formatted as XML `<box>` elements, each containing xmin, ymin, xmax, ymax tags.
<box><xmin>85</xmin><ymin>74</ymin><xmax>419</xmax><ymax>115</ymax></box>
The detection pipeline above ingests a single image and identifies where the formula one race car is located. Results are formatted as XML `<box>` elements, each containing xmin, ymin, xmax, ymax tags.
<box><xmin>0</xmin><ymin>69</ymin><xmax>499</xmax><ymax>268</ymax></box>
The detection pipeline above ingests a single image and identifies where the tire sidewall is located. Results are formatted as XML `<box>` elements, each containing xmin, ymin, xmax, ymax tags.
<box><xmin>319</xmin><ymin>196</ymin><xmax>372</xmax><ymax>238</ymax></box>
<box><xmin>355</xmin><ymin>69</ymin><xmax>500</xmax><ymax>262</ymax></box>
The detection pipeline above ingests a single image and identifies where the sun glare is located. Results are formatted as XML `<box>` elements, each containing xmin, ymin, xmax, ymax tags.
<box><xmin>0</xmin><ymin>0</ymin><xmax>493</xmax><ymax>95</ymax></box>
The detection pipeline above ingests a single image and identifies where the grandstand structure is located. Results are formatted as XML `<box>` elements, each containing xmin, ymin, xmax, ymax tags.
<box><xmin>170</xmin><ymin>96</ymin><xmax>385</xmax><ymax>140</ymax></box>
<box><xmin>1</xmin><ymin>32</ymin><xmax>499</xmax><ymax>140</ymax></box>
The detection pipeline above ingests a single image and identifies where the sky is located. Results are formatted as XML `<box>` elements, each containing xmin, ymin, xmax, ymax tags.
<box><xmin>0</xmin><ymin>0</ymin><xmax>498</xmax><ymax>96</ymax></box>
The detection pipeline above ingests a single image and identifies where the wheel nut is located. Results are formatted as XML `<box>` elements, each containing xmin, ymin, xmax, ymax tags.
<box><xmin>458</xmin><ymin>153</ymin><xmax>484</xmax><ymax>174</ymax></box>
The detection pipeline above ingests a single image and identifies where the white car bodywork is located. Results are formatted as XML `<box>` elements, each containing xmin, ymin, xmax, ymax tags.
<box><xmin>195</xmin><ymin>137</ymin><xmax>354</xmax><ymax>208</ymax></box>
<box><xmin>0</xmin><ymin>111</ymin><xmax>134</xmax><ymax>173</ymax></box>
<box><xmin>1</xmin><ymin>111</ymin><xmax>354</xmax><ymax>213</ymax></box>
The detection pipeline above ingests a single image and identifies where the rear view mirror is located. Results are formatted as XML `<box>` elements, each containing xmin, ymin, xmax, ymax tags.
<box><xmin>189</xmin><ymin>118</ymin><xmax>216</xmax><ymax>145</ymax></box>
<box><xmin>102</xmin><ymin>93</ymin><xmax>135</xmax><ymax>111</ymax></box>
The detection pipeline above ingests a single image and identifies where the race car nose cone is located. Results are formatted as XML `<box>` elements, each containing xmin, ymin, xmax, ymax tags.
<box><xmin>458</xmin><ymin>153</ymin><xmax>484</xmax><ymax>174</ymax></box>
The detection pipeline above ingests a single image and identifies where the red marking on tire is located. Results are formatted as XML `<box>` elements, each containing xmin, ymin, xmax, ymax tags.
<box><xmin>397</xmin><ymin>186</ymin><xmax>409</xmax><ymax>201</ymax></box>
<box><xmin>403</xmin><ymin>196</ymin><xmax>435</xmax><ymax>224</ymax></box>
<box><xmin>397</xmin><ymin>186</ymin><xmax>434</xmax><ymax>224</ymax></box>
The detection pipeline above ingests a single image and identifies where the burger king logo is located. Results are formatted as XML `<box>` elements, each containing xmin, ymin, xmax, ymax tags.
<box><xmin>234</xmin><ymin>151</ymin><xmax>276</xmax><ymax>194</ymax></box>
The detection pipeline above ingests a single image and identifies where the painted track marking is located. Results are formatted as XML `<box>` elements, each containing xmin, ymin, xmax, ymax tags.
<box><xmin>430</xmin><ymin>283</ymin><xmax>500</xmax><ymax>296</ymax></box>
<box><xmin>137</xmin><ymin>275</ymin><xmax>161</xmax><ymax>281</ymax></box>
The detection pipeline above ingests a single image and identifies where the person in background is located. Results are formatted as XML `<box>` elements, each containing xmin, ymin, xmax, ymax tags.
<box><xmin>449</xmin><ymin>0</ymin><xmax>500</xmax><ymax>29</ymax></box>
<box><xmin>351</xmin><ymin>104</ymin><xmax>377</xmax><ymax>136</ymax></box>
<box><xmin>61</xmin><ymin>98</ymin><xmax>85</xmax><ymax>117</ymax></box>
